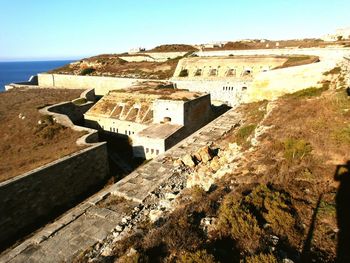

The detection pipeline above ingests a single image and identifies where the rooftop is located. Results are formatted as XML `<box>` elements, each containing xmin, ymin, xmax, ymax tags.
<box><xmin>85</xmin><ymin>81</ymin><xmax>205</xmax><ymax>124</ymax></box>
<box><xmin>136</xmin><ymin>123</ymin><xmax>183</xmax><ymax>139</ymax></box>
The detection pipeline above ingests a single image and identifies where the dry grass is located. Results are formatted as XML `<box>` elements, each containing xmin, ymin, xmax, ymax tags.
<box><xmin>49</xmin><ymin>55</ymin><xmax>182</xmax><ymax>80</ymax></box>
<box><xmin>0</xmin><ymin>88</ymin><xmax>85</xmax><ymax>182</ymax></box>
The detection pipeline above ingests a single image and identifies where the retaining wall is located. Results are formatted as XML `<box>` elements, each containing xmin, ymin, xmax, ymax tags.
<box><xmin>0</xmin><ymin>143</ymin><xmax>108</xmax><ymax>247</ymax></box>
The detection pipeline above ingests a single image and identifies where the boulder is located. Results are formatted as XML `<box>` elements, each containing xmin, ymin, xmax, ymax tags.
<box><xmin>182</xmin><ymin>154</ymin><xmax>196</xmax><ymax>167</ymax></box>
<box><xmin>197</xmin><ymin>146</ymin><xmax>213</xmax><ymax>163</ymax></box>
<box><xmin>210</xmin><ymin>156</ymin><xmax>221</xmax><ymax>171</ymax></box>
<box><xmin>173</xmin><ymin>159</ymin><xmax>184</xmax><ymax>167</ymax></box>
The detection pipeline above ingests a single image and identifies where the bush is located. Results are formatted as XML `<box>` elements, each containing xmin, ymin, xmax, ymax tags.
<box><xmin>235</xmin><ymin>124</ymin><xmax>257</xmax><ymax>146</ymax></box>
<box><xmin>283</xmin><ymin>138</ymin><xmax>312</xmax><ymax>161</ymax></box>
<box><xmin>80</xmin><ymin>67</ymin><xmax>96</xmax><ymax>75</ymax></box>
<box><xmin>216</xmin><ymin>194</ymin><xmax>261</xmax><ymax>253</ymax></box>
<box><xmin>245</xmin><ymin>185</ymin><xmax>298</xmax><ymax>238</ymax></box>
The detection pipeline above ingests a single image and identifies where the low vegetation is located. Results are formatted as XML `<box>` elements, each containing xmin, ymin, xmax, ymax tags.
<box><xmin>146</xmin><ymin>44</ymin><xmax>198</xmax><ymax>53</ymax></box>
<box><xmin>277</xmin><ymin>55</ymin><xmax>319</xmax><ymax>68</ymax></box>
<box><xmin>0</xmin><ymin>88</ymin><xmax>85</xmax><ymax>182</ymax></box>
<box><xmin>323</xmin><ymin>66</ymin><xmax>342</xmax><ymax>76</ymax></box>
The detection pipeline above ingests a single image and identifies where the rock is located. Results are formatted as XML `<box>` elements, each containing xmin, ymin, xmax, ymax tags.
<box><xmin>270</xmin><ymin>235</ymin><xmax>279</xmax><ymax>246</ymax></box>
<box><xmin>209</xmin><ymin>156</ymin><xmax>221</xmax><ymax>171</ymax></box>
<box><xmin>197</xmin><ymin>146</ymin><xmax>213</xmax><ymax>163</ymax></box>
<box><xmin>182</xmin><ymin>154</ymin><xmax>196</xmax><ymax>167</ymax></box>
<box><xmin>149</xmin><ymin>210</ymin><xmax>162</xmax><ymax>223</ymax></box>
<box><xmin>282</xmin><ymin>259</ymin><xmax>294</xmax><ymax>263</ymax></box>
<box><xmin>115</xmin><ymin>225</ymin><xmax>123</xmax><ymax>232</ymax></box>
<box><xmin>173</xmin><ymin>159</ymin><xmax>184</xmax><ymax>167</ymax></box>
<box><xmin>159</xmin><ymin>199</ymin><xmax>172</xmax><ymax>210</ymax></box>
<box><xmin>101</xmin><ymin>247</ymin><xmax>113</xmax><ymax>257</ymax></box>
<box><xmin>164</xmin><ymin>192</ymin><xmax>176</xmax><ymax>200</ymax></box>
<box><xmin>121</xmin><ymin>216</ymin><xmax>131</xmax><ymax>224</ymax></box>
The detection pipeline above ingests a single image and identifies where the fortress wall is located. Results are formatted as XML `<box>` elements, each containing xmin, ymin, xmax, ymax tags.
<box><xmin>0</xmin><ymin>142</ymin><xmax>109</xmax><ymax>247</ymax></box>
<box><xmin>38</xmin><ymin>74</ymin><xmax>157</xmax><ymax>96</ymax></box>
<box><xmin>173</xmin><ymin>57</ymin><xmax>287</xmax><ymax>79</ymax></box>
<box><xmin>173</xmin><ymin>79</ymin><xmax>249</xmax><ymax>106</ymax></box>
<box><xmin>244</xmin><ymin>58</ymin><xmax>338</xmax><ymax>102</ymax></box>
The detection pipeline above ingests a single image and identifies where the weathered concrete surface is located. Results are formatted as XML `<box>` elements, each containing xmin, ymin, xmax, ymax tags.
<box><xmin>0</xmin><ymin>108</ymin><xmax>241</xmax><ymax>262</ymax></box>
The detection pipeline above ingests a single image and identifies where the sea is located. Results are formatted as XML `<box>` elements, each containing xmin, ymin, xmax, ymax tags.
<box><xmin>0</xmin><ymin>60</ymin><xmax>74</xmax><ymax>92</ymax></box>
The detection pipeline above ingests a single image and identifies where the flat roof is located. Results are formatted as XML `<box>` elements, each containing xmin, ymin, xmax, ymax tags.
<box><xmin>136</xmin><ymin>123</ymin><xmax>182</xmax><ymax>139</ymax></box>
<box><xmin>109</xmin><ymin>81</ymin><xmax>204</xmax><ymax>100</ymax></box>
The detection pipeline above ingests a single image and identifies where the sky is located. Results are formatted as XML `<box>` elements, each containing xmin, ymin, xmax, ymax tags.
<box><xmin>0</xmin><ymin>0</ymin><xmax>349</xmax><ymax>61</ymax></box>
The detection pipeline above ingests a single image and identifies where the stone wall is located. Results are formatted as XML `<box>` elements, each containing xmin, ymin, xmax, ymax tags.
<box><xmin>37</xmin><ymin>74</ymin><xmax>162</xmax><ymax>96</ymax></box>
<box><xmin>0</xmin><ymin>142</ymin><xmax>109</xmax><ymax>248</ymax></box>
<box><xmin>173</xmin><ymin>79</ymin><xmax>249</xmax><ymax>107</ymax></box>
<box><xmin>172</xmin><ymin>56</ymin><xmax>286</xmax><ymax>80</ymax></box>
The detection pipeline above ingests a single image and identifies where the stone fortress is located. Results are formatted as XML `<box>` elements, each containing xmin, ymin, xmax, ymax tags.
<box><xmin>2</xmin><ymin>37</ymin><xmax>350</xmax><ymax>262</ymax></box>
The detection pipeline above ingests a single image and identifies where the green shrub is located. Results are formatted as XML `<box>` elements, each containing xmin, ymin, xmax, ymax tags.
<box><xmin>80</xmin><ymin>67</ymin><xmax>95</xmax><ymax>75</ymax></box>
<box><xmin>217</xmin><ymin>195</ymin><xmax>261</xmax><ymax>253</ymax></box>
<box><xmin>178</xmin><ymin>250</ymin><xmax>216</xmax><ymax>263</ymax></box>
<box><xmin>283</xmin><ymin>138</ymin><xmax>312</xmax><ymax>161</ymax></box>
<box><xmin>235</xmin><ymin>124</ymin><xmax>257</xmax><ymax>145</ymax></box>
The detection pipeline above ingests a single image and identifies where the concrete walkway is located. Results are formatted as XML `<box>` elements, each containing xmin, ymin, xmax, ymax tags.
<box><xmin>0</xmin><ymin>108</ymin><xmax>241</xmax><ymax>263</ymax></box>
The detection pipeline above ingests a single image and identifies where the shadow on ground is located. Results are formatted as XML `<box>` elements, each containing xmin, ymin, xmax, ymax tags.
<box><xmin>334</xmin><ymin>161</ymin><xmax>350</xmax><ymax>263</ymax></box>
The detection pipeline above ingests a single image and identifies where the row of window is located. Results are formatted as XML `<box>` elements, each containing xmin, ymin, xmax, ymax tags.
<box><xmin>179</xmin><ymin>68</ymin><xmax>254</xmax><ymax>77</ymax></box>
<box><xmin>102</xmin><ymin>125</ymin><xmax>135</xmax><ymax>136</ymax></box>
<box><xmin>146</xmin><ymin>148</ymin><xmax>160</xmax><ymax>155</ymax></box>
<box><xmin>222</xmin><ymin>86</ymin><xmax>248</xmax><ymax>91</ymax></box>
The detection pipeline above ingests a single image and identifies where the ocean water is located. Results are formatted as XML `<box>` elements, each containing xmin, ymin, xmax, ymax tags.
<box><xmin>0</xmin><ymin>60</ymin><xmax>73</xmax><ymax>92</ymax></box>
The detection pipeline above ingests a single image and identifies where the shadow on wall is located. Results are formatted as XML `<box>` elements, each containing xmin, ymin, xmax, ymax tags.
<box><xmin>334</xmin><ymin>161</ymin><xmax>350</xmax><ymax>263</ymax></box>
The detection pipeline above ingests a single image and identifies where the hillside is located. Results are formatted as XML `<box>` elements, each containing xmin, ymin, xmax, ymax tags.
<box><xmin>146</xmin><ymin>44</ymin><xmax>199</xmax><ymax>53</ymax></box>
<box><xmin>74</xmin><ymin>66</ymin><xmax>350</xmax><ymax>262</ymax></box>
<box><xmin>49</xmin><ymin>54</ymin><xmax>182</xmax><ymax>80</ymax></box>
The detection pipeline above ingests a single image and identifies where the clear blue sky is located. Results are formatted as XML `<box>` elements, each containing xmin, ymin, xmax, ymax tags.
<box><xmin>0</xmin><ymin>0</ymin><xmax>349</xmax><ymax>61</ymax></box>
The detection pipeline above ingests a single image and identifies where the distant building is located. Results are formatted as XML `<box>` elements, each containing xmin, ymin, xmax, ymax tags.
<box><xmin>322</xmin><ymin>27</ymin><xmax>350</xmax><ymax>41</ymax></box>
<box><xmin>129</xmin><ymin>47</ymin><xmax>146</xmax><ymax>54</ymax></box>
<box><xmin>84</xmin><ymin>81</ymin><xmax>213</xmax><ymax>159</ymax></box>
